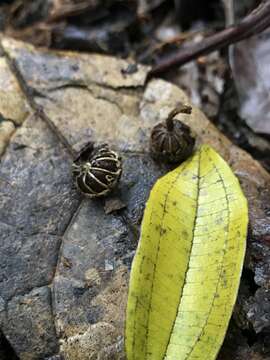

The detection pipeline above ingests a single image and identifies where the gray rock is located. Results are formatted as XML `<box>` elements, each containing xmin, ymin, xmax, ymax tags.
<box><xmin>0</xmin><ymin>298</ymin><xmax>4</xmax><ymax>313</ymax></box>
<box><xmin>0</xmin><ymin>120</ymin><xmax>15</xmax><ymax>156</ymax></box>
<box><xmin>53</xmin><ymin>154</ymin><xmax>165</xmax><ymax>358</ymax></box>
<box><xmin>0</xmin><ymin>115</ymin><xmax>80</xmax><ymax>358</ymax></box>
<box><xmin>44</xmin><ymin>356</ymin><xmax>63</xmax><ymax>360</ymax></box>
<box><xmin>0</xmin><ymin>115</ymin><xmax>80</xmax><ymax>301</ymax></box>
<box><xmin>1</xmin><ymin>286</ymin><xmax>58</xmax><ymax>359</ymax></box>
<box><xmin>245</xmin><ymin>288</ymin><xmax>270</xmax><ymax>334</ymax></box>
<box><xmin>0</xmin><ymin>52</ymin><xmax>30</xmax><ymax>126</ymax></box>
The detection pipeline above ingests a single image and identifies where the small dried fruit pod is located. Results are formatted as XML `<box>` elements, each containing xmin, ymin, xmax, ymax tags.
<box><xmin>150</xmin><ymin>104</ymin><xmax>195</xmax><ymax>163</ymax></box>
<box><xmin>72</xmin><ymin>144</ymin><xmax>122</xmax><ymax>198</ymax></box>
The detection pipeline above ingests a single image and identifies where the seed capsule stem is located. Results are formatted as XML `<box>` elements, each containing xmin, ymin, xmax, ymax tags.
<box><xmin>166</xmin><ymin>104</ymin><xmax>192</xmax><ymax>132</ymax></box>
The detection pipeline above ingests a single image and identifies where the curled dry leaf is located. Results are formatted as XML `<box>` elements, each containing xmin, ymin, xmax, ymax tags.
<box><xmin>231</xmin><ymin>29</ymin><xmax>270</xmax><ymax>135</ymax></box>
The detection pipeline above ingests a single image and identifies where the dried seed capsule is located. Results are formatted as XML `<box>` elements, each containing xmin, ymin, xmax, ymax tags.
<box><xmin>72</xmin><ymin>144</ymin><xmax>122</xmax><ymax>198</ymax></box>
<box><xmin>150</xmin><ymin>104</ymin><xmax>195</xmax><ymax>163</ymax></box>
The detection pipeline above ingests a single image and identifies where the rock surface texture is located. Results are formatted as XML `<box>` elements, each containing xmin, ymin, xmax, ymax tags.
<box><xmin>0</xmin><ymin>37</ymin><xmax>269</xmax><ymax>359</ymax></box>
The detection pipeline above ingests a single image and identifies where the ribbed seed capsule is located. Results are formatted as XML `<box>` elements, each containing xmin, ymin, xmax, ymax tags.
<box><xmin>150</xmin><ymin>104</ymin><xmax>195</xmax><ymax>163</ymax></box>
<box><xmin>72</xmin><ymin>144</ymin><xmax>122</xmax><ymax>198</ymax></box>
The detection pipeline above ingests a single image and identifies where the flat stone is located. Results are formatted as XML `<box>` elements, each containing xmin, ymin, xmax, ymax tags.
<box><xmin>0</xmin><ymin>37</ymin><xmax>269</xmax><ymax>359</ymax></box>
<box><xmin>0</xmin><ymin>119</ymin><xmax>15</xmax><ymax>156</ymax></box>
<box><xmin>0</xmin><ymin>115</ymin><xmax>80</xmax><ymax>358</ymax></box>
<box><xmin>0</xmin><ymin>115</ymin><xmax>80</xmax><ymax>300</ymax></box>
<box><xmin>104</xmin><ymin>197</ymin><xmax>126</xmax><ymax>214</ymax></box>
<box><xmin>1</xmin><ymin>37</ymin><xmax>149</xmax><ymax>90</ymax></box>
<box><xmin>53</xmin><ymin>154</ymin><xmax>165</xmax><ymax>359</ymax></box>
<box><xmin>60</xmin><ymin>322</ymin><xmax>125</xmax><ymax>360</ymax></box>
<box><xmin>245</xmin><ymin>288</ymin><xmax>270</xmax><ymax>333</ymax></box>
<box><xmin>1</xmin><ymin>286</ymin><xmax>58</xmax><ymax>360</ymax></box>
<box><xmin>1</xmin><ymin>38</ymin><xmax>149</xmax><ymax>153</ymax></box>
<box><xmin>0</xmin><ymin>54</ymin><xmax>30</xmax><ymax>125</ymax></box>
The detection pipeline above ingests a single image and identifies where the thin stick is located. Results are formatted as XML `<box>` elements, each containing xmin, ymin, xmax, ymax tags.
<box><xmin>149</xmin><ymin>0</ymin><xmax>270</xmax><ymax>77</ymax></box>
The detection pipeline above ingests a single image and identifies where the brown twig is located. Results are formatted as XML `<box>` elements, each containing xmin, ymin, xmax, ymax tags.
<box><xmin>149</xmin><ymin>0</ymin><xmax>270</xmax><ymax>77</ymax></box>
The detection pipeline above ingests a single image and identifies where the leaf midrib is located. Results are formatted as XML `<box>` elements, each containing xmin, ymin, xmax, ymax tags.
<box><xmin>183</xmin><ymin>155</ymin><xmax>230</xmax><ymax>360</ymax></box>
<box><xmin>162</xmin><ymin>150</ymin><xmax>201</xmax><ymax>360</ymax></box>
<box><xmin>143</xmin><ymin>160</ymin><xmax>195</xmax><ymax>360</ymax></box>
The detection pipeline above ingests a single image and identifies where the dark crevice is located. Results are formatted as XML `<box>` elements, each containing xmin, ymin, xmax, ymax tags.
<box><xmin>48</xmin><ymin>288</ymin><xmax>60</xmax><ymax>355</ymax></box>
<box><xmin>50</xmin><ymin>197</ymin><xmax>84</xmax><ymax>283</ymax></box>
<box><xmin>43</xmin><ymin>79</ymin><xmax>146</xmax><ymax>95</ymax></box>
<box><xmin>46</xmin><ymin>82</ymin><xmax>125</xmax><ymax>114</ymax></box>
<box><xmin>0</xmin><ymin>112</ymin><xmax>20</xmax><ymax>129</ymax></box>
<box><xmin>241</xmin><ymin>267</ymin><xmax>260</xmax><ymax>295</ymax></box>
<box><xmin>0</xmin><ymin>332</ymin><xmax>19</xmax><ymax>360</ymax></box>
<box><xmin>6</xmin><ymin>283</ymin><xmax>51</xmax><ymax>303</ymax></box>
<box><xmin>241</xmin><ymin>328</ymin><xmax>259</xmax><ymax>347</ymax></box>
<box><xmin>175</xmin><ymin>0</ymin><xmax>224</xmax><ymax>31</ymax></box>
<box><xmin>50</xmin><ymin>197</ymin><xmax>84</xmax><ymax>339</ymax></box>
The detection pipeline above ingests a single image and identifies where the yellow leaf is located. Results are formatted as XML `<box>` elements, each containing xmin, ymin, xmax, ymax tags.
<box><xmin>125</xmin><ymin>144</ymin><xmax>248</xmax><ymax>360</ymax></box>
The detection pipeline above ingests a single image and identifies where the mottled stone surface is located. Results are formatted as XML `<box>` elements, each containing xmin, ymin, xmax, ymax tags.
<box><xmin>1</xmin><ymin>286</ymin><xmax>58</xmax><ymax>359</ymax></box>
<box><xmin>54</xmin><ymin>154</ymin><xmax>165</xmax><ymax>359</ymax></box>
<box><xmin>0</xmin><ymin>49</ymin><xmax>30</xmax><ymax>157</ymax></box>
<box><xmin>1</xmin><ymin>37</ymin><xmax>149</xmax><ymax>153</ymax></box>
<box><xmin>0</xmin><ymin>120</ymin><xmax>15</xmax><ymax>156</ymax></box>
<box><xmin>218</xmin><ymin>320</ymin><xmax>270</xmax><ymax>360</ymax></box>
<box><xmin>0</xmin><ymin>114</ymin><xmax>80</xmax><ymax>359</ymax></box>
<box><xmin>0</xmin><ymin>37</ymin><xmax>269</xmax><ymax>359</ymax></box>
<box><xmin>0</xmin><ymin>54</ymin><xmax>30</xmax><ymax>125</ymax></box>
